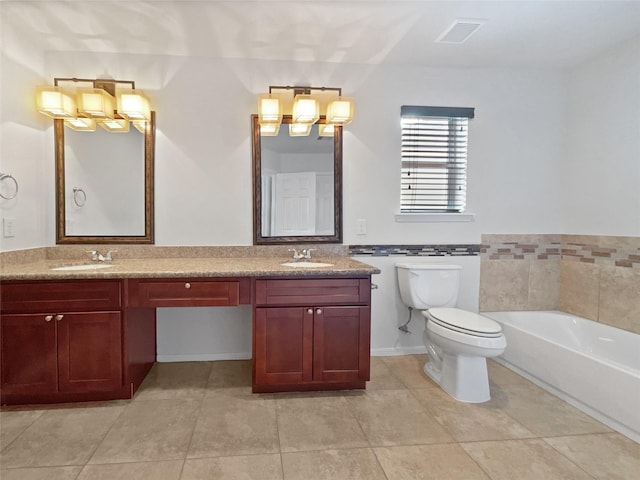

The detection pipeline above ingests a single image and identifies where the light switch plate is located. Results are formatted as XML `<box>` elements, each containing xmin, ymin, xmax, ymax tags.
<box><xmin>3</xmin><ymin>217</ymin><xmax>15</xmax><ymax>238</ymax></box>
<box><xmin>356</xmin><ymin>219</ymin><xmax>367</xmax><ymax>235</ymax></box>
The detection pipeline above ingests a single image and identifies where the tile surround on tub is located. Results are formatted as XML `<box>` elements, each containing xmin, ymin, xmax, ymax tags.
<box><xmin>480</xmin><ymin>234</ymin><xmax>640</xmax><ymax>335</ymax></box>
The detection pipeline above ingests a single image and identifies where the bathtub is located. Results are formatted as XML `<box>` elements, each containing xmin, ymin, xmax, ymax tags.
<box><xmin>483</xmin><ymin>310</ymin><xmax>640</xmax><ymax>443</ymax></box>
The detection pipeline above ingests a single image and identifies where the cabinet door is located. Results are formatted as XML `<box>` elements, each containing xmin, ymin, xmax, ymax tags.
<box><xmin>254</xmin><ymin>307</ymin><xmax>313</xmax><ymax>385</ymax></box>
<box><xmin>313</xmin><ymin>306</ymin><xmax>370</xmax><ymax>383</ymax></box>
<box><xmin>1</xmin><ymin>314</ymin><xmax>58</xmax><ymax>396</ymax></box>
<box><xmin>57</xmin><ymin>311</ymin><xmax>123</xmax><ymax>393</ymax></box>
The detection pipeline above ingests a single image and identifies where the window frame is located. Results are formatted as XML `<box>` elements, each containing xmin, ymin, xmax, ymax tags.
<box><xmin>398</xmin><ymin>105</ymin><xmax>475</xmax><ymax>221</ymax></box>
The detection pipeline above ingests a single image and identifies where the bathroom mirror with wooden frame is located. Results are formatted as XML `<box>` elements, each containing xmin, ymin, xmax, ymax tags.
<box><xmin>55</xmin><ymin>112</ymin><xmax>155</xmax><ymax>244</ymax></box>
<box><xmin>251</xmin><ymin>114</ymin><xmax>343</xmax><ymax>245</ymax></box>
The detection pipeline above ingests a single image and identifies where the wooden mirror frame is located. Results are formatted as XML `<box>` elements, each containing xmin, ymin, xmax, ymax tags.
<box><xmin>252</xmin><ymin>114</ymin><xmax>343</xmax><ymax>245</ymax></box>
<box><xmin>55</xmin><ymin>111</ymin><xmax>155</xmax><ymax>244</ymax></box>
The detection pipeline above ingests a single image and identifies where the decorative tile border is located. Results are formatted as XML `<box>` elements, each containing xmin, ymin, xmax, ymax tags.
<box><xmin>481</xmin><ymin>234</ymin><xmax>640</xmax><ymax>268</ymax></box>
<box><xmin>349</xmin><ymin>244</ymin><xmax>480</xmax><ymax>257</ymax></box>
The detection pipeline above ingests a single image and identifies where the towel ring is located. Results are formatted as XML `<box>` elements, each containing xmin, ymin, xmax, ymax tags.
<box><xmin>73</xmin><ymin>187</ymin><xmax>87</xmax><ymax>207</ymax></box>
<box><xmin>0</xmin><ymin>173</ymin><xmax>18</xmax><ymax>200</ymax></box>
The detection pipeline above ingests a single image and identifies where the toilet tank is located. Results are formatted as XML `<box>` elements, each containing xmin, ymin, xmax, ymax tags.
<box><xmin>396</xmin><ymin>263</ymin><xmax>461</xmax><ymax>310</ymax></box>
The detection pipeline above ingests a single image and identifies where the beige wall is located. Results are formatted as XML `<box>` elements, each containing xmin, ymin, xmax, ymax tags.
<box><xmin>480</xmin><ymin>234</ymin><xmax>640</xmax><ymax>335</ymax></box>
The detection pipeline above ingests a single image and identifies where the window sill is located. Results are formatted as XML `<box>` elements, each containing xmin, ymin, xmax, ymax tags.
<box><xmin>394</xmin><ymin>212</ymin><xmax>476</xmax><ymax>223</ymax></box>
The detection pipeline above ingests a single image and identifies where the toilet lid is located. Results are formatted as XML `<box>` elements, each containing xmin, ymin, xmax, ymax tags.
<box><xmin>427</xmin><ymin>308</ymin><xmax>503</xmax><ymax>337</ymax></box>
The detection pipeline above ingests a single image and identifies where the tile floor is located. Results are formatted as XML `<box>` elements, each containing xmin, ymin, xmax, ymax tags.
<box><xmin>1</xmin><ymin>355</ymin><xmax>638</xmax><ymax>480</ymax></box>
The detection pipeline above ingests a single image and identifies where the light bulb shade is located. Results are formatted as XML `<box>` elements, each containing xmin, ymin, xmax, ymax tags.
<box><xmin>64</xmin><ymin>117</ymin><xmax>97</xmax><ymax>131</ymax></box>
<box><xmin>289</xmin><ymin>123</ymin><xmax>312</xmax><ymax>136</ymax></box>
<box><xmin>292</xmin><ymin>94</ymin><xmax>320</xmax><ymax>124</ymax></box>
<box><xmin>258</xmin><ymin>94</ymin><xmax>283</xmax><ymax>124</ymax></box>
<box><xmin>98</xmin><ymin>118</ymin><xmax>130</xmax><ymax>132</ymax></box>
<box><xmin>117</xmin><ymin>89</ymin><xmax>151</xmax><ymax>120</ymax></box>
<box><xmin>36</xmin><ymin>86</ymin><xmax>76</xmax><ymax>119</ymax></box>
<box><xmin>260</xmin><ymin>123</ymin><xmax>281</xmax><ymax>136</ymax></box>
<box><xmin>131</xmin><ymin>120</ymin><xmax>147</xmax><ymax>133</ymax></box>
<box><xmin>326</xmin><ymin>96</ymin><xmax>354</xmax><ymax>125</ymax></box>
<box><xmin>76</xmin><ymin>88</ymin><xmax>115</xmax><ymax>119</ymax></box>
<box><xmin>318</xmin><ymin>123</ymin><xmax>335</xmax><ymax>137</ymax></box>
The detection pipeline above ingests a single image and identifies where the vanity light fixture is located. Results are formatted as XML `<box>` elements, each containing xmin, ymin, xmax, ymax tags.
<box><xmin>256</xmin><ymin>85</ymin><xmax>354</xmax><ymax>136</ymax></box>
<box><xmin>318</xmin><ymin>123</ymin><xmax>335</xmax><ymax>137</ymax></box>
<box><xmin>260</xmin><ymin>123</ymin><xmax>281</xmax><ymax>136</ymax></box>
<box><xmin>99</xmin><ymin>118</ymin><xmax>130</xmax><ymax>133</ymax></box>
<box><xmin>64</xmin><ymin>117</ymin><xmax>97</xmax><ymax>132</ymax></box>
<box><xmin>289</xmin><ymin>122</ymin><xmax>313</xmax><ymax>136</ymax></box>
<box><xmin>35</xmin><ymin>77</ymin><xmax>153</xmax><ymax>133</ymax></box>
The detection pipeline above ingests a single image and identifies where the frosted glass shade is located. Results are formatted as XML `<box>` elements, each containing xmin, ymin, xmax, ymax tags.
<box><xmin>117</xmin><ymin>89</ymin><xmax>151</xmax><ymax>120</ymax></box>
<box><xmin>76</xmin><ymin>88</ymin><xmax>115</xmax><ymax>119</ymax></box>
<box><xmin>36</xmin><ymin>86</ymin><xmax>76</xmax><ymax>119</ymax></box>
<box><xmin>318</xmin><ymin>123</ymin><xmax>335</xmax><ymax>136</ymax></box>
<box><xmin>260</xmin><ymin>123</ymin><xmax>281</xmax><ymax>136</ymax></box>
<box><xmin>292</xmin><ymin>94</ymin><xmax>319</xmax><ymax>124</ymax></box>
<box><xmin>326</xmin><ymin>96</ymin><xmax>354</xmax><ymax>125</ymax></box>
<box><xmin>258</xmin><ymin>94</ymin><xmax>282</xmax><ymax>124</ymax></box>
<box><xmin>289</xmin><ymin>123</ymin><xmax>312</xmax><ymax>136</ymax></box>
<box><xmin>131</xmin><ymin>120</ymin><xmax>147</xmax><ymax>133</ymax></box>
<box><xmin>98</xmin><ymin>118</ymin><xmax>130</xmax><ymax>132</ymax></box>
<box><xmin>64</xmin><ymin>117</ymin><xmax>97</xmax><ymax>131</ymax></box>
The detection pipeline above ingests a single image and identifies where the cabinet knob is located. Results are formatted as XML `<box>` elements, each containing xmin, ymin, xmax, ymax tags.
<box><xmin>307</xmin><ymin>308</ymin><xmax>313</xmax><ymax>314</ymax></box>
<box><xmin>185</xmin><ymin>283</ymin><xmax>191</xmax><ymax>289</ymax></box>
<box><xmin>316</xmin><ymin>308</ymin><xmax>322</xmax><ymax>315</ymax></box>
<box><xmin>55</xmin><ymin>314</ymin><xmax>64</xmax><ymax>321</ymax></box>
<box><xmin>45</xmin><ymin>315</ymin><xmax>53</xmax><ymax>322</ymax></box>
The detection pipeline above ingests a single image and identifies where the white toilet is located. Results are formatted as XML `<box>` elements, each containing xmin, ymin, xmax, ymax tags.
<box><xmin>396</xmin><ymin>263</ymin><xmax>506</xmax><ymax>403</ymax></box>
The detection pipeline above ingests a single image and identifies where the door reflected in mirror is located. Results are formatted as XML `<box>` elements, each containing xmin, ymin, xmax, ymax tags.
<box><xmin>252</xmin><ymin>115</ymin><xmax>342</xmax><ymax>244</ymax></box>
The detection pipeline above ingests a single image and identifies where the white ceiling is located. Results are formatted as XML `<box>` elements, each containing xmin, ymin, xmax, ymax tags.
<box><xmin>3</xmin><ymin>0</ymin><xmax>640</xmax><ymax>70</ymax></box>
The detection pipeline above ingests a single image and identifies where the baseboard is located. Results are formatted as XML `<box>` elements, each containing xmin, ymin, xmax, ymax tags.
<box><xmin>156</xmin><ymin>353</ymin><xmax>252</xmax><ymax>362</ymax></box>
<box><xmin>371</xmin><ymin>346</ymin><xmax>427</xmax><ymax>357</ymax></box>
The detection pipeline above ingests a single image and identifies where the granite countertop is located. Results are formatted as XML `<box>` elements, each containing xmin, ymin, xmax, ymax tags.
<box><xmin>0</xmin><ymin>255</ymin><xmax>380</xmax><ymax>281</ymax></box>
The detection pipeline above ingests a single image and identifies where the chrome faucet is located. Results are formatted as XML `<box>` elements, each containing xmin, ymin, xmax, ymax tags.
<box><xmin>87</xmin><ymin>250</ymin><xmax>117</xmax><ymax>262</ymax></box>
<box><xmin>288</xmin><ymin>248</ymin><xmax>305</xmax><ymax>260</ymax></box>
<box><xmin>288</xmin><ymin>248</ymin><xmax>316</xmax><ymax>260</ymax></box>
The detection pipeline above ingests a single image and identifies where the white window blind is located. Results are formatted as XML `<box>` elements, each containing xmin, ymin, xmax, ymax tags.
<box><xmin>400</xmin><ymin>105</ymin><xmax>474</xmax><ymax>213</ymax></box>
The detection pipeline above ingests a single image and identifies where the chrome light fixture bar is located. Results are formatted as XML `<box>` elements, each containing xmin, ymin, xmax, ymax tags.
<box><xmin>257</xmin><ymin>85</ymin><xmax>354</xmax><ymax>137</ymax></box>
<box><xmin>36</xmin><ymin>77</ymin><xmax>153</xmax><ymax>132</ymax></box>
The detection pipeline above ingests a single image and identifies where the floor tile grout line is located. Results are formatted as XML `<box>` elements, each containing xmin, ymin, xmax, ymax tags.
<box><xmin>81</xmin><ymin>401</ymin><xmax>131</xmax><ymax>469</ymax></box>
<box><xmin>0</xmin><ymin>409</ymin><xmax>46</xmax><ymax>454</ymax></box>
<box><xmin>539</xmin><ymin>436</ymin><xmax>602</xmax><ymax>480</ymax></box>
<box><xmin>179</xmin><ymin>373</ymin><xmax>209</xmax><ymax>480</ymax></box>
<box><xmin>274</xmin><ymin>396</ymin><xmax>286</xmax><ymax>479</ymax></box>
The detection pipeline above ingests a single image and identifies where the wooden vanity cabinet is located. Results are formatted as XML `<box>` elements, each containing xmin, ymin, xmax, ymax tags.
<box><xmin>253</xmin><ymin>277</ymin><xmax>371</xmax><ymax>393</ymax></box>
<box><xmin>0</xmin><ymin>280</ymin><xmax>129</xmax><ymax>405</ymax></box>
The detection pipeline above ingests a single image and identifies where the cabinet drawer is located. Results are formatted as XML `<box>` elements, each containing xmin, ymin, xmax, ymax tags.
<box><xmin>0</xmin><ymin>281</ymin><xmax>121</xmax><ymax>313</ymax></box>
<box><xmin>255</xmin><ymin>278</ymin><xmax>370</xmax><ymax>306</ymax></box>
<box><xmin>128</xmin><ymin>279</ymin><xmax>240</xmax><ymax>307</ymax></box>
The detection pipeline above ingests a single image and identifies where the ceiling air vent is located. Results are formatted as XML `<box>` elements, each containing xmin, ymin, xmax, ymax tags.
<box><xmin>436</xmin><ymin>19</ymin><xmax>485</xmax><ymax>44</ymax></box>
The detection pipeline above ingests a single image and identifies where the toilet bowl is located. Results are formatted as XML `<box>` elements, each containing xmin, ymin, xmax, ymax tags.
<box><xmin>395</xmin><ymin>263</ymin><xmax>506</xmax><ymax>403</ymax></box>
<box><xmin>423</xmin><ymin>307</ymin><xmax>506</xmax><ymax>403</ymax></box>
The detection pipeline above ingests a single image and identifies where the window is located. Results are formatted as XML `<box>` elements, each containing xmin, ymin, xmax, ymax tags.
<box><xmin>400</xmin><ymin>105</ymin><xmax>474</xmax><ymax>213</ymax></box>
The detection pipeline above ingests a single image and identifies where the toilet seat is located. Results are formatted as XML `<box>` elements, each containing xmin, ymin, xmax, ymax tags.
<box><xmin>426</xmin><ymin>308</ymin><xmax>503</xmax><ymax>338</ymax></box>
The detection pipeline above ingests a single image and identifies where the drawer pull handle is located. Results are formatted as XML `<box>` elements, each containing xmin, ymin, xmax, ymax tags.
<box><xmin>185</xmin><ymin>283</ymin><xmax>191</xmax><ymax>289</ymax></box>
<box><xmin>55</xmin><ymin>314</ymin><xmax>64</xmax><ymax>321</ymax></box>
<box><xmin>45</xmin><ymin>315</ymin><xmax>53</xmax><ymax>322</ymax></box>
<box><xmin>307</xmin><ymin>308</ymin><xmax>313</xmax><ymax>314</ymax></box>
<box><xmin>316</xmin><ymin>308</ymin><xmax>322</xmax><ymax>315</ymax></box>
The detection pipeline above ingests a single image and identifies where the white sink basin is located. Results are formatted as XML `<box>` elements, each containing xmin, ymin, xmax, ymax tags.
<box><xmin>51</xmin><ymin>264</ymin><xmax>114</xmax><ymax>271</ymax></box>
<box><xmin>280</xmin><ymin>261</ymin><xmax>334</xmax><ymax>268</ymax></box>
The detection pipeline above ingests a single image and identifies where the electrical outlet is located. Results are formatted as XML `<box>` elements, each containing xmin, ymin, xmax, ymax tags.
<box><xmin>3</xmin><ymin>217</ymin><xmax>15</xmax><ymax>238</ymax></box>
<box><xmin>356</xmin><ymin>219</ymin><xmax>367</xmax><ymax>235</ymax></box>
